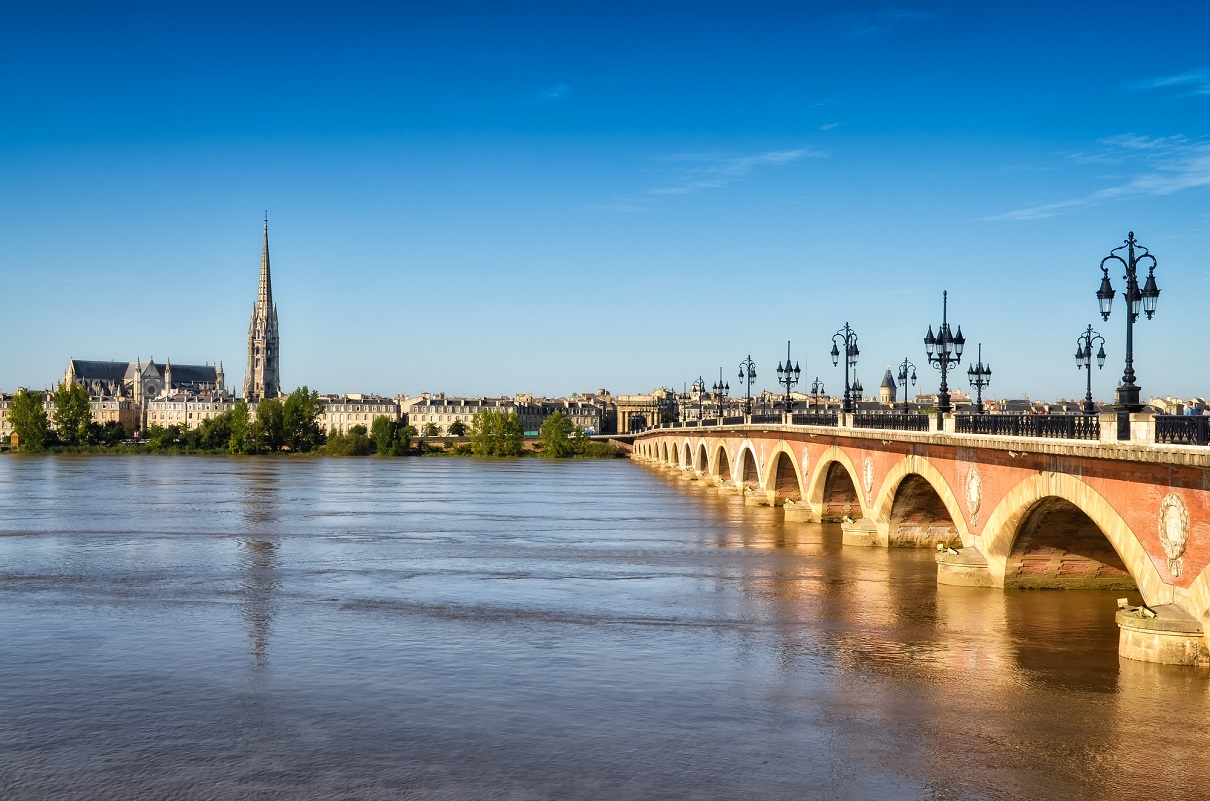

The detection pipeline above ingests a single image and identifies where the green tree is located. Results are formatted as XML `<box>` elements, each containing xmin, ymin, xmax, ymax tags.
<box><xmin>470</xmin><ymin>410</ymin><xmax>523</xmax><ymax>457</ymax></box>
<box><xmin>371</xmin><ymin>415</ymin><xmax>396</xmax><ymax>455</ymax></box>
<box><xmin>394</xmin><ymin>424</ymin><xmax>416</xmax><ymax>455</ymax></box>
<box><xmin>255</xmin><ymin>398</ymin><xmax>285</xmax><ymax>451</ymax></box>
<box><xmin>539</xmin><ymin>410</ymin><xmax>574</xmax><ymax>458</ymax></box>
<box><xmin>51</xmin><ymin>382</ymin><xmax>92</xmax><ymax>446</ymax></box>
<box><xmin>229</xmin><ymin>402</ymin><xmax>254</xmax><ymax>454</ymax></box>
<box><xmin>9</xmin><ymin>389</ymin><xmax>50</xmax><ymax>451</ymax></box>
<box><xmin>324</xmin><ymin>428</ymin><xmax>375</xmax><ymax>456</ymax></box>
<box><xmin>198</xmin><ymin>410</ymin><xmax>233</xmax><ymax>451</ymax></box>
<box><xmin>447</xmin><ymin>420</ymin><xmax>468</xmax><ymax>437</ymax></box>
<box><xmin>422</xmin><ymin>422</ymin><xmax>440</xmax><ymax>437</ymax></box>
<box><xmin>282</xmin><ymin>387</ymin><xmax>323</xmax><ymax>453</ymax></box>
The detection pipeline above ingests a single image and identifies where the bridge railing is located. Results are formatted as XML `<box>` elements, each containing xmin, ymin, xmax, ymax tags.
<box><xmin>1155</xmin><ymin>415</ymin><xmax>1210</xmax><ymax>445</ymax></box>
<box><xmin>852</xmin><ymin>412</ymin><xmax>929</xmax><ymax>432</ymax></box>
<box><xmin>749</xmin><ymin>413</ymin><xmax>783</xmax><ymax>424</ymax></box>
<box><xmin>954</xmin><ymin>413</ymin><xmax>1100</xmax><ymax>440</ymax></box>
<box><xmin>722</xmin><ymin>416</ymin><xmax>746</xmax><ymax>425</ymax></box>
<box><xmin>699</xmin><ymin>417</ymin><xmax>720</xmax><ymax>427</ymax></box>
<box><xmin>790</xmin><ymin>412</ymin><xmax>839</xmax><ymax>427</ymax></box>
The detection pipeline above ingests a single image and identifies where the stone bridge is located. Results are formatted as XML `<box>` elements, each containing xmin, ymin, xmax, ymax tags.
<box><xmin>626</xmin><ymin>413</ymin><xmax>1210</xmax><ymax>667</ymax></box>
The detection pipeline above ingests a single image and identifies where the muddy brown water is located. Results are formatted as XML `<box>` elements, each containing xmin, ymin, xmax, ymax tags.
<box><xmin>0</xmin><ymin>456</ymin><xmax>1207</xmax><ymax>800</ymax></box>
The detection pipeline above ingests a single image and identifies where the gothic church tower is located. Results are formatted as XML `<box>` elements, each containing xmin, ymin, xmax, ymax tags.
<box><xmin>243</xmin><ymin>215</ymin><xmax>281</xmax><ymax>400</ymax></box>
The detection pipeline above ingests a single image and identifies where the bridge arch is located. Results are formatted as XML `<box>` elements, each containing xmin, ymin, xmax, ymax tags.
<box><xmin>713</xmin><ymin>444</ymin><xmax>731</xmax><ymax>482</ymax></box>
<box><xmin>681</xmin><ymin>440</ymin><xmax>692</xmax><ymax>469</ymax></box>
<box><xmin>980</xmin><ymin>472</ymin><xmax>1166</xmax><ymax>605</ymax></box>
<box><xmin>872</xmin><ymin>455</ymin><xmax>968</xmax><ymax>548</ymax></box>
<box><xmin>695</xmin><ymin>442</ymin><xmax>709</xmax><ymax>473</ymax></box>
<box><xmin>807</xmin><ymin>447</ymin><xmax>866</xmax><ymax>520</ymax></box>
<box><xmin>735</xmin><ymin>441</ymin><xmax>760</xmax><ymax>488</ymax></box>
<box><xmin>762</xmin><ymin>442</ymin><xmax>804</xmax><ymax>502</ymax></box>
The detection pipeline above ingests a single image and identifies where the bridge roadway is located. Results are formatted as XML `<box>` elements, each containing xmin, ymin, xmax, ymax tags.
<box><xmin>616</xmin><ymin>411</ymin><xmax>1210</xmax><ymax>667</ymax></box>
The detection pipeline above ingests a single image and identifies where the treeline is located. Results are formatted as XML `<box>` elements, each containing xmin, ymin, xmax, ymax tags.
<box><xmin>7</xmin><ymin>384</ymin><xmax>130</xmax><ymax>450</ymax></box>
<box><xmin>5</xmin><ymin>389</ymin><xmax>619</xmax><ymax>459</ymax></box>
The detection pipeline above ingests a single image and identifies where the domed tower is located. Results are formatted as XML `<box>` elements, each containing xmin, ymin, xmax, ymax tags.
<box><xmin>243</xmin><ymin>215</ymin><xmax>281</xmax><ymax>401</ymax></box>
<box><xmin>879</xmin><ymin>366</ymin><xmax>897</xmax><ymax>404</ymax></box>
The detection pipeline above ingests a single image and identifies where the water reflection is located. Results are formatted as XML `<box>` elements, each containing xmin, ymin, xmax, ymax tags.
<box><xmin>1</xmin><ymin>457</ymin><xmax>1209</xmax><ymax>800</ymax></box>
<box><xmin>239</xmin><ymin>467</ymin><xmax>280</xmax><ymax>663</ymax></box>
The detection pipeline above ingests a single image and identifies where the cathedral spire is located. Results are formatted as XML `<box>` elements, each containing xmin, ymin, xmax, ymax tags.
<box><xmin>259</xmin><ymin>213</ymin><xmax>273</xmax><ymax>310</ymax></box>
<box><xmin>244</xmin><ymin>214</ymin><xmax>281</xmax><ymax>401</ymax></box>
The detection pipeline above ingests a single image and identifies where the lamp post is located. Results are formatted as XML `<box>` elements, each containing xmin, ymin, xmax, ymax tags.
<box><xmin>810</xmin><ymin>377</ymin><xmax>825</xmax><ymax>410</ymax></box>
<box><xmin>923</xmin><ymin>291</ymin><xmax>965</xmax><ymax>413</ymax></box>
<box><xmin>691</xmin><ymin>376</ymin><xmax>707</xmax><ymax>420</ymax></box>
<box><xmin>776</xmin><ymin>341</ymin><xmax>801</xmax><ymax>413</ymax></box>
<box><xmin>830</xmin><ymin>323</ymin><xmax>860</xmax><ymax>413</ymax></box>
<box><xmin>896</xmin><ymin>358</ymin><xmax>917</xmax><ymax>412</ymax></box>
<box><xmin>1075</xmin><ymin>324</ymin><xmax>1107</xmax><ymax>414</ymax></box>
<box><xmin>737</xmin><ymin>355</ymin><xmax>757</xmax><ymax>415</ymax></box>
<box><xmin>966</xmin><ymin>343</ymin><xmax>991</xmax><ymax>414</ymax></box>
<box><xmin>712</xmin><ymin>367</ymin><xmax>730</xmax><ymax>418</ymax></box>
<box><xmin>852</xmin><ymin>374</ymin><xmax>864</xmax><ymax>407</ymax></box>
<box><xmin>1097</xmin><ymin>231</ymin><xmax>1159</xmax><ymax>412</ymax></box>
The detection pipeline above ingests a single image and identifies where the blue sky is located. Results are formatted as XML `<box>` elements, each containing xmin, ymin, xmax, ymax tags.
<box><xmin>2</xmin><ymin>1</ymin><xmax>1208</xmax><ymax>401</ymax></box>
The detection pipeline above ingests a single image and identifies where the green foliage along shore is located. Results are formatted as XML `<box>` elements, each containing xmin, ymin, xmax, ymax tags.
<box><xmin>4</xmin><ymin>392</ymin><xmax>621</xmax><ymax>459</ymax></box>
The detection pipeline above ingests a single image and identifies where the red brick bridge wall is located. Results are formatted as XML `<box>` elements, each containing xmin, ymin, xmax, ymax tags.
<box><xmin>634</xmin><ymin>427</ymin><xmax>1210</xmax><ymax>624</ymax></box>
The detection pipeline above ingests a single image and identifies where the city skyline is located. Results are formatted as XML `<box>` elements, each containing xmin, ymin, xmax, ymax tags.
<box><xmin>3</xmin><ymin>2</ymin><xmax>1209</xmax><ymax>400</ymax></box>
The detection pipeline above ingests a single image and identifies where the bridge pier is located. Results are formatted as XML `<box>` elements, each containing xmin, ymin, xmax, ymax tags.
<box><xmin>743</xmin><ymin>487</ymin><xmax>769</xmax><ymax>506</ymax></box>
<box><xmin>783</xmin><ymin>500</ymin><xmax>815</xmax><ymax>523</ymax></box>
<box><xmin>1116</xmin><ymin>605</ymin><xmax>1208</xmax><ymax>667</ymax></box>
<box><xmin>840</xmin><ymin>517</ymin><xmax>884</xmax><ymax>547</ymax></box>
<box><xmin>935</xmin><ymin>547</ymin><xmax>993</xmax><ymax>587</ymax></box>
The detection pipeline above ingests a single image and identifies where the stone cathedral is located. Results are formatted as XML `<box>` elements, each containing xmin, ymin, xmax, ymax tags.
<box><xmin>243</xmin><ymin>216</ymin><xmax>281</xmax><ymax>400</ymax></box>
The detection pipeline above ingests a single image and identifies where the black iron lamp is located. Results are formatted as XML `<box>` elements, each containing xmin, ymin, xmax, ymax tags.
<box><xmin>712</xmin><ymin>367</ymin><xmax>730</xmax><ymax>417</ymax></box>
<box><xmin>924</xmin><ymin>290</ymin><xmax>964</xmax><ymax>413</ymax></box>
<box><xmin>810</xmin><ymin>377</ymin><xmax>825</xmax><ymax>410</ymax></box>
<box><xmin>737</xmin><ymin>355</ymin><xmax>757</xmax><ymax>415</ymax></box>
<box><xmin>966</xmin><ymin>343</ymin><xmax>991</xmax><ymax>414</ymax></box>
<box><xmin>1097</xmin><ymin>231</ymin><xmax>1159</xmax><ymax>411</ymax></box>
<box><xmin>896</xmin><ymin>358</ymin><xmax>917</xmax><ymax>413</ymax></box>
<box><xmin>1075</xmin><ymin>324</ymin><xmax>1107</xmax><ymax>414</ymax></box>
<box><xmin>776</xmin><ymin>341</ymin><xmax>801</xmax><ymax>412</ymax></box>
<box><xmin>831</xmin><ymin>323</ymin><xmax>860</xmax><ymax>413</ymax></box>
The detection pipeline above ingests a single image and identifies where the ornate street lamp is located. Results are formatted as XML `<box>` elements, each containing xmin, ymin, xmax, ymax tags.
<box><xmin>1097</xmin><ymin>231</ymin><xmax>1159</xmax><ymax>412</ymax></box>
<box><xmin>712</xmin><ymin>367</ymin><xmax>730</xmax><ymax>418</ymax></box>
<box><xmin>691</xmin><ymin>376</ymin><xmax>707</xmax><ymax>420</ymax></box>
<box><xmin>810</xmin><ymin>377</ymin><xmax>825</xmax><ymax>410</ymax></box>
<box><xmin>1075</xmin><ymin>324</ymin><xmax>1107</xmax><ymax>414</ymax></box>
<box><xmin>896</xmin><ymin>358</ymin><xmax>917</xmax><ymax>412</ymax></box>
<box><xmin>852</xmin><ymin>374</ymin><xmax>864</xmax><ymax>406</ymax></box>
<box><xmin>775</xmin><ymin>341</ymin><xmax>801</xmax><ymax>412</ymax></box>
<box><xmin>923</xmin><ymin>290</ymin><xmax>965</xmax><ymax>413</ymax></box>
<box><xmin>737</xmin><ymin>355</ymin><xmax>757</xmax><ymax>414</ymax></box>
<box><xmin>830</xmin><ymin>323</ymin><xmax>860</xmax><ymax>413</ymax></box>
<box><xmin>966</xmin><ymin>343</ymin><xmax>991</xmax><ymax>414</ymax></box>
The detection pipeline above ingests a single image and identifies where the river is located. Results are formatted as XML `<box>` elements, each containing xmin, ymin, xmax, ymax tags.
<box><xmin>0</xmin><ymin>456</ymin><xmax>1207</xmax><ymax>800</ymax></box>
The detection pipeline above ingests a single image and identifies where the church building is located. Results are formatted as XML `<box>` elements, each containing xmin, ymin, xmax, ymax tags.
<box><xmin>243</xmin><ymin>215</ymin><xmax>281</xmax><ymax>400</ymax></box>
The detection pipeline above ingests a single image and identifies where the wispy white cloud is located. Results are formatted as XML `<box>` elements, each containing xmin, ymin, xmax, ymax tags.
<box><xmin>1130</xmin><ymin>68</ymin><xmax>1210</xmax><ymax>97</ymax></box>
<box><xmin>828</xmin><ymin>9</ymin><xmax>937</xmax><ymax>40</ymax></box>
<box><xmin>646</xmin><ymin>148</ymin><xmax>824</xmax><ymax>196</ymax></box>
<box><xmin>986</xmin><ymin>135</ymin><xmax>1210</xmax><ymax>221</ymax></box>
<box><xmin>520</xmin><ymin>83</ymin><xmax>575</xmax><ymax>104</ymax></box>
<box><xmin>819</xmin><ymin>122</ymin><xmax>842</xmax><ymax>131</ymax></box>
<box><xmin>589</xmin><ymin>147</ymin><xmax>824</xmax><ymax>213</ymax></box>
